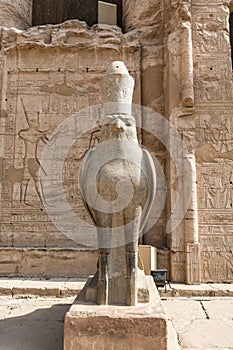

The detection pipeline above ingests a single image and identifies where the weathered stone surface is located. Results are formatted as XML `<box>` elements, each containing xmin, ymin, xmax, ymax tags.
<box><xmin>124</xmin><ymin>0</ymin><xmax>164</xmax><ymax>44</ymax></box>
<box><xmin>160</xmin><ymin>283</ymin><xmax>233</xmax><ymax>298</ymax></box>
<box><xmin>0</xmin><ymin>22</ymin><xmax>142</xmax><ymax>277</ymax></box>
<box><xmin>202</xmin><ymin>299</ymin><xmax>233</xmax><ymax>319</ymax></box>
<box><xmin>0</xmin><ymin>0</ymin><xmax>32</xmax><ymax>29</ymax></box>
<box><xmin>179</xmin><ymin>319</ymin><xmax>233</xmax><ymax>349</ymax></box>
<box><xmin>162</xmin><ymin>298</ymin><xmax>206</xmax><ymax>334</ymax></box>
<box><xmin>1</xmin><ymin>294</ymin><xmax>233</xmax><ymax>350</ymax></box>
<box><xmin>162</xmin><ymin>296</ymin><xmax>233</xmax><ymax>349</ymax></box>
<box><xmin>0</xmin><ymin>278</ymin><xmax>86</xmax><ymax>297</ymax></box>
<box><xmin>64</xmin><ymin>277</ymin><xmax>168</xmax><ymax>350</ymax></box>
<box><xmin>0</xmin><ymin>0</ymin><xmax>232</xmax><ymax>283</ymax></box>
<box><xmin>191</xmin><ymin>1</ymin><xmax>233</xmax><ymax>283</ymax></box>
<box><xmin>0</xmin><ymin>248</ymin><xmax>98</xmax><ymax>278</ymax></box>
<box><xmin>0</xmin><ymin>296</ymin><xmax>73</xmax><ymax>350</ymax></box>
<box><xmin>163</xmin><ymin>0</ymin><xmax>233</xmax><ymax>284</ymax></box>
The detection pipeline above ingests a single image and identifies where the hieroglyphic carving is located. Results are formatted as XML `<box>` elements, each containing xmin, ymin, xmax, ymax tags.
<box><xmin>192</xmin><ymin>7</ymin><xmax>229</xmax><ymax>54</ymax></box>
<box><xmin>200</xmin><ymin>235</ymin><xmax>233</xmax><ymax>281</ymax></box>
<box><xmin>201</xmin><ymin>118</ymin><xmax>232</xmax><ymax>153</ymax></box>
<box><xmin>196</xmin><ymin>113</ymin><xmax>233</xmax><ymax>153</ymax></box>
<box><xmin>191</xmin><ymin>0</ymin><xmax>233</xmax><ymax>280</ymax></box>
<box><xmin>198</xmin><ymin>163</ymin><xmax>233</xmax><ymax>209</ymax></box>
<box><xmin>198</xmin><ymin>156</ymin><xmax>233</xmax><ymax>281</ymax></box>
<box><xmin>3</xmin><ymin>69</ymin><xmax>104</xmax><ymax>209</ymax></box>
<box><xmin>194</xmin><ymin>63</ymin><xmax>233</xmax><ymax>103</ymax></box>
<box><xmin>18</xmin><ymin>99</ymin><xmax>49</xmax><ymax>207</ymax></box>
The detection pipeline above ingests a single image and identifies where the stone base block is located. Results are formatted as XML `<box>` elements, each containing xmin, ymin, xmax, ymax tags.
<box><xmin>84</xmin><ymin>268</ymin><xmax>150</xmax><ymax>304</ymax></box>
<box><xmin>64</xmin><ymin>276</ymin><xmax>168</xmax><ymax>350</ymax></box>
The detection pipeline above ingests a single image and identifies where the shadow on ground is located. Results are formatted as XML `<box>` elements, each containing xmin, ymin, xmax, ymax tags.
<box><xmin>0</xmin><ymin>303</ymin><xmax>70</xmax><ymax>350</ymax></box>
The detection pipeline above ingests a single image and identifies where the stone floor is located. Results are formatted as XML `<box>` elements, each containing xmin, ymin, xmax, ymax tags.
<box><xmin>0</xmin><ymin>296</ymin><xmax>74</xmax><ymax>350</ymax></box>
<box><xmin>0</xmin><ymin>280</ymin><xmax>233</xmax><ymax>350</ymax></box>
<box><xmin>162</xmin><ymin>297</ymin><xmax>233</xmax><ymax>350</ymax></box>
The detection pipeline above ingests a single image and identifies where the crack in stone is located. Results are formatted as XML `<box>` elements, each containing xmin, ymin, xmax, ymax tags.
<box><xmin>200</xmin><ymin>300</ymin><xmax>210</xmax><ymax>319</ymax></box>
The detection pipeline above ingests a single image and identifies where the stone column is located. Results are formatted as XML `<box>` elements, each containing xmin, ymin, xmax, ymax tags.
<box><xmin>180</xmin><ymin>26</ymin><xmax>194</xmax><ymax>107</ymax></box>
<box><xmin>164</xmin><ymin>0</ymin><xmax>201</xmax><ymax>283</ymax></box>
<box><xmin>183</xmin><ymin>153</ymin><xmax>200</xmax><ymax>284</ymax></box>
<box><xmin>0</xmin><ymin>0</ymin><xmax>32</xmax><ymax>30</ymax></box>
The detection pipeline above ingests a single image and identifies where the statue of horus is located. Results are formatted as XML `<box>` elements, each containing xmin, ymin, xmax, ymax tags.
<box><xmin>79</xmin><ymin>61</ymin><xmax>156</xmax><ymax>306</ymax></box>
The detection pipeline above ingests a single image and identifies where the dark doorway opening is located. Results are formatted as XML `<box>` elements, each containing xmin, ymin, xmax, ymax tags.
<box><xmin>32</xmin><ymin>0</ymin><xmax>122</xmax><ymax>28</ymax></box>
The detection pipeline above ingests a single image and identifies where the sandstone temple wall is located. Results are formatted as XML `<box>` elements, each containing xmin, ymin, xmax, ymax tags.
<box><xmin>192</xmin><ymin>0</ymin><xmax>233</xmax><ymax>283</ymax></box>
<box><xmin>0</xmin><ymin>0</ymin><xmax>232</xmax><ymax>282</ymax></box>
<box><xmin>164</xmin><ymin>0</ymin><xmax>233</xmax><ymax>283</ymax></box>
<box><xmin>0</xmin><ymin>21</ymin><xmax>142</xmax><ymax>277</ymax></box>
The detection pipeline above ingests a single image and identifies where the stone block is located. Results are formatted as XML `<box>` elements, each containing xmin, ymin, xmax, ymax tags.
<box><xmin>0</xmin><ymin>249</ymin><xmax>23</xmax><ymax>275</ymax></box>
<box><xmin>185</xmin><ymin>243</ymin><xmax>201</xmax><ymax>285</ymax></box>
<box><xmin>0</xmin><ymin>248</ymin><xmax>98</xmax><ymax>278</ymax></box>
<box><xmin>64</xmin><ymin>277</ymin><xmax>169</xmax><ymax>350</ymax></box>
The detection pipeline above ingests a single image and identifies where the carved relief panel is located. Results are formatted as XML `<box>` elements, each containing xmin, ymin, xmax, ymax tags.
<box><xmin>191</xmin><ymin>1</ymin><xmax>233</xmax><ymax>282</ymax></box>
<box><xmin>195</xmin><ymin>110</ymin><xmax>233</xmax><ymax>282</ymax></box>
<box><xmin>194</xmin><ymin>62</ymin><xmax>233</xmax><ymax>104</ymax></box>
<box><xmin>0</xmin><ymin>25</ymin><xmax>141</xmax><ymax>248</ymax></box>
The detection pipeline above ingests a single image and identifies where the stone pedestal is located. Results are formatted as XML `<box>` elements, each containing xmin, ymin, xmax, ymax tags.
<box><xmin>64</xmin><ymin>276</ymin><xmax>168</xmax><ymax>350</ymax></box>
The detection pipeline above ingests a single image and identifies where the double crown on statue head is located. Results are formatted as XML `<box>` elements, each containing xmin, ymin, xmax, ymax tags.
<box><xmin>101</xmin><ymin>61</ymin><xmax>135</xmax><ymax>118</ymax></box>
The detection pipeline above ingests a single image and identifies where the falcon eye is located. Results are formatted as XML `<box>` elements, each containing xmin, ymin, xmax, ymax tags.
<box><xmin>126</xmin><ymin>121</ymin><xmax>133</xmax><ymax>126</ymax></box>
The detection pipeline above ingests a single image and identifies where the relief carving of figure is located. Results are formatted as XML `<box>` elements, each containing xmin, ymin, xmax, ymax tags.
<box><xmin>202</xmin><ymin>170</ymin><xmax>233</xmax><ymax>209</ymax></box>
<box><xmin>202</xmin><ymin>119</ymin><xmax>232</xmax><ymax>153</ymax></box>
<box><xmin>18</xmin><ymin>99</ymin><xmax>49</xmax><ymax>207</ymax></box>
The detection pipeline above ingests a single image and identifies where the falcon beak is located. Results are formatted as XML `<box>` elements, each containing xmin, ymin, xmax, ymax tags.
<box><xmin>113</xmin><ymin>118</ymin><xmax>126</xmax><ymax>131</ymax></box>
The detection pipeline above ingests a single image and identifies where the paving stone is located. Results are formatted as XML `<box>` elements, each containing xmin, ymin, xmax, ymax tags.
<box><xmin>0</xmin><ymin>295</ymin><xmax>232</xmax><ymax>349</ymax></box>
<box><xmin>162</xmin><ymin>298</ymin><xmax>206</xmax><ymax>334</ymax></box>
<box><xmin>0</xmin><ymin>297</ymin><xmax>74</xmax><ymax>350</ymax></box>
<box><xmin>211</xmin><ymin>284</ymin><xmax>233</xmax><ymax>297</ymax></box>
<box><xmin>179</xmin><ymin>319</ymin><xmax>233</xmax><ymax>349</ymax></box>
<box><xmin>166</xmin><ymin>284</ymin><xmax>215</xmax><ymax>297</ymax></box>
<box><xmin>202</xmin><ymin>299</ymin><xmax>233</xmax><ymax>320</ymax></box>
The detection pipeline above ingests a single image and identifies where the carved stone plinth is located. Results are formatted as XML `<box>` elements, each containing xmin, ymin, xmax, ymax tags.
<box><xmin>186</xmin><ymin>243</ymin><xmax>201</xmax><ymax>285</ymax></box>
<box><xmin>64</xmin><ymin>277</ymin><xmax>168</xmax><ymax>350</ymax></box>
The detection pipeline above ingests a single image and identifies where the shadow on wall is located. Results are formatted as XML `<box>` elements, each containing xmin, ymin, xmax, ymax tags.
<box><xmin>32</xmin><ymin>0</ymin><xmax>123</xmax><ymax>28</ymax></box>
<box><xmin>0</xmin><ymin>303</ymin><xmax>71</xmax><ymax>350</ymax></box>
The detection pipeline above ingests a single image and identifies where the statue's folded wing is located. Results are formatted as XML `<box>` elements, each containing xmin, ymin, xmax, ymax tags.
<box><xmin>140</xmin><ymin>149</ymin><xmax>156</xmax><ymax>232</ymax></box>
<box><xmin>79</xmin><ymin>148</ymin><xmax>96</xmax><ymax>225</ymax></box>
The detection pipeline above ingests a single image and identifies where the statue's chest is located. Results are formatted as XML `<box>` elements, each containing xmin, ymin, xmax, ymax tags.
<box><xmin>97</xmin><ymin>159</ymin><xmax>142</xmax><ymax>184</ymax></box>
<box><xmin>96</xmin><ymin>159</ymin><xmax>148</xmax><ymax>204</ymax></box>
